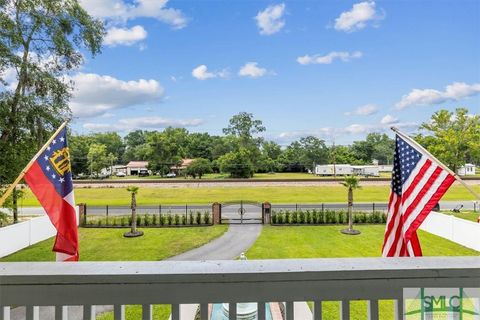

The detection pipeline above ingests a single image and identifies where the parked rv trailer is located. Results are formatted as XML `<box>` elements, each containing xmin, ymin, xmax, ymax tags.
<box><xmin>315</xmin><ymin>164</ymin><xmax>353</xmax><ymax>176</ymax></box>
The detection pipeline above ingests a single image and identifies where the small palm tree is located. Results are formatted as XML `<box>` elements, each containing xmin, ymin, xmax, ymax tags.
<box><xmin>341</xmin><ymin>175</ymin><xmax>361</xmax><ymax>235</ymax></box>
<box><xmin>124</xmin><ymin>186</ymin><xmax>144</xmax><ymax>238</ymax></box>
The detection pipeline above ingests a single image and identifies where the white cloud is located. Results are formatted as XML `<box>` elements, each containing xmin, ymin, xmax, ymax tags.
<box><xmin>380</xmin><ymin>114</ymin><xmax>399</xmax><ymax>125</ymax></box>
<box><xmin>69</xmin><ymin>73</ymin><xmax>164</xmax><ymax>117</ymax></box>
<box><xmin>395</xmin><ymin>82</ymin><xmax>480</xmax><ymax>109</ymax></box>
<box><xmin>191</xmin><ymin>65</ymin><xmax>229</xmax><ymax>80</ymax></box>
<box><xmin>79</xmin><ymin>0</ymin><xmax>187</xmax><ymax>29</ymax></box>
<box><xmin>104</xmin><ymin>25</ymin><xmax>147</xmax><ymax>46</ymax></box>
<box><xmin>238</xmin><ymin>62</ymin><xmax>269</xmax><ymax>78</ymax></box>
<box><xmin>83</xmin><ymin>116</ymin><xmax>204</xmax><ymax>132</ymax></box>
<box><xmin>255</xmin><ymin>3</ymin><xmax>286</xmax><ymax>35</ymax></box>
<box><xmin>334</xmin><ymin>1</ymin><xmax>384</xmax><ymax>32</ymax></box>
<box><xmin>345</xmin><ymin>104</ymin><xmax>379</xmax><ymax>116</ymax></box>
<box><xmin>297</xmin><ymin>51</ymin><xmax>362</xmax><ymax>65</ymax></box>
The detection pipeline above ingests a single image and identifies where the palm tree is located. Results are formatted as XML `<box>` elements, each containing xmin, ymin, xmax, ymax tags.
<box><xmin>124</xmin><ymin>186</ymin><xmax>144</xmax><ymax>238</ymax></box>
<box><xmin>340</xmin><ymin>175</ymin><xmax>361</xmax><ymax>235</ymax></box>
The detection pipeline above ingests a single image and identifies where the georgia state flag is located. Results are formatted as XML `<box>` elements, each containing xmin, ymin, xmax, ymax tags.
<box><xmin>24</xmin><ymin>127</ymin><xmax>78</xmax><ymax>261</ymax></box>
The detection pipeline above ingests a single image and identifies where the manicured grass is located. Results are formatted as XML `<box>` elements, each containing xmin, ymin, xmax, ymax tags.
<box><xmin>247</xmin><ymin>225</ymin><xmax>478</xmax><ymax>320</ymax></box>
<box><xmin>0</xmin><ymin>225</ymin><xmax>227</xmax><ymax>262</ymax></box>
<box><xmin>247</xmin><ymin>225</ymin><xmax>478</xmax><ymax>259</ymax></box>
<box><xmin>440</xmin><ymin>210</ymin><xmax>479</xmax><ymax>222</ymax></box>
<box><xmin>97</xmin><ymin>305</ymin><xmax>171</xmax><ymax>320</ymax></box>
<box><xmin>18</xmin><ymin>184</ymin><xmax>480</xmax><ymax>206</ymax></box>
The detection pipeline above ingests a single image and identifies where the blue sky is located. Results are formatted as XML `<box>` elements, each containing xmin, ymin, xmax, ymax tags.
<box><xmin>71</xmin><ymin>0</ymin><xmax>480</xmax><ymax>144</ymax></box>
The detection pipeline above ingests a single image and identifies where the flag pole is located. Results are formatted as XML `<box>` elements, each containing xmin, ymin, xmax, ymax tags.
<box><xmin>0</xmin><ymin>121</ymin><xmax>69</xmax><ymax>207</ymax></box>
<box><xmin>391</xmin><ymin>126</ymin><xmax>480</xmax><ymax>200</ymax></box>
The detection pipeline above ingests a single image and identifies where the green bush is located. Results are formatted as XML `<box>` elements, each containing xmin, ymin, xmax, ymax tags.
<box><xmin>338</xmin><ymin>211</ymin><xmax>345</xmax><ymax>224</ymax></box>
<box><xmin>144</xmin><ymin>214</ymin><xmax>150</xmax><ymax>226</ymax></box>
<box><xmin>189</xmin><ymin>210</ymin><xmax>194</xmax><ymax>225</ymax></box>
<box><xmin>271</xmin><ymin>214</ymin><xmax>277</xmax><ymax>224</ymax></box>
<box><xmin>196</xmin><ymin>211</ymin><xmax>202</xmax><ymax>225</ymax></box>
<box><xmin>152</xmin><ymin>214</ymin><xmax>157</xmax><ymax>225</ymax></box>
<box><xmin>291</xmin><ymin>211</ymin><xmax>298</xmax><ymax>224</ymax></box>
<box><xmin>0</xmin><ymin>211</ymin><xmax>12</xmax><ymax>227</ymax></box>
<box><xmin>128</xmin><ymin>216</ymin><xmax>133</xmax><ymax>226</ymax></box>
<box><xmin>121</xmin><ymin>217</ymin><xmax>127</xmax><ymax>226</ymax></box>
<box><xmin>306</xmin><ymin>210</ymin><xmax>312</xmax><ymax>224</ymax></box>
<box><xmin>299</xmin><ymin>211</ymin><xmax>305</xmax><ymax>224</ymax></box>
<box><xmin>174</xmin><ymin>214</ymin><xmax>180</xmax><ymax>225</ymax></box>
<box><xmin>136</xmin><ymin>215</ymin><xmax>142</xmax><ymax>226</ymax></box>
<box><xmin>204</xmin><ymin>211</ymin><xmax>211</xmax><ymax>224</ymax></box>
<box><xmin>97</xmin><ymin>219</ymin><xmax>103</xmax><ymax>226</ymax></box>
<box><xmin>160</xmin><ymin>214</ymin><xmax>165</xmax><ymax>226</ymax></box>
<box><xmin>311</xmin><ymin>210</ymin><xmax>317</xmax><ymax>224</ymax></box>
<box><xmin>167</xmin><ymin>214</ymin><xmax>173</xmax><ymax>225</ymax></box>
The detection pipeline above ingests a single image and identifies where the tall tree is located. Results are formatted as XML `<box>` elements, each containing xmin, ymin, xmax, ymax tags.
<box><xmin>0</xmin><ymin>0</ymin><xmax>104</xmax><ymax>216</ymax></box>
<box><xmin>416</xmin><ymin>108</ymin><xmax>480</xmax><ymax>171</ymax></box>
<box><xmin>223</xmin><ymin>112</ymin><xmax>266</xmax><ymax>148</ymax></box>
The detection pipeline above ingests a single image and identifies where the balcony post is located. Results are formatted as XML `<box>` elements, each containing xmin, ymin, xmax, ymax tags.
<box><xmin>200</xmin><ymin>303</ymin><xmax>209</xmax><ymax>320</ymax></box>
<box><xmin>83</xmin><ymin>305</ymin><xmax>96</xmax><ymax>320</ymax></box>
<box><xmin>228</xmin><ymin>303</ymin><xmax>237</xmax><ymax>320</ymax></box>
<box><xmin>257</xmin><ymin>302</ymin><xmax>266</xmax><ymax>320</ymax></box>
<box><xmin>171</xmin><ymin>304</ymin><xmax>180</xmax><ymax>320</ymax></box>
<box><xmin>142</xmin><ymin>304</ymin><xmax>152</xmax><ymax>320</ymax></box>
<box><xmin>367</xmin><ymin>300</ymin><xmax>379</xmax><ymax>320</ymax></box>
<box><xmin>55</xmin><ymin>306</ymin><xmax>68</xmax><ymax>320</ymax></box>
<box><xmin>340</xmin><ymin>300</ymin><xmax>350</xmax><ymax>320</ymax></box>
<box><xmin>285</xmin><ymin>301</ymin><xmax>294</xmax><ymax>320</ymax></box>
<box><xmin>313</xmin><ymin>301</ymin><xmax>322</xmax><ymax>320</ymax></box>
<box><xmin>114</xmin><ymin>305</ymin><xmax>125</xmax><ymax>320</ymax></box>
<box><xmin>26</xmin><ymin>306</ymin><xmax>39</xmax><ymax>320</ymax></box>
<box><xmin>0</xmin><ymin>307</ymin><xmax>10</xmax><ymax>320</ymax></box>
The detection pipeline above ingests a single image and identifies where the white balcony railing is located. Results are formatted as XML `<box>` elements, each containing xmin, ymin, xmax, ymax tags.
<box><xmin>0</xmin><ymin>256</ymin><xmax>479</xmax><ymax>320</ymax></box>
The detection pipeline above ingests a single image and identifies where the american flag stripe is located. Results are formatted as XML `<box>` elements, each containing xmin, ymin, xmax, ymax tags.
<box><xmin>382</xmin><ymin>133</ymin><xmax>455</xmax><ymax>257</ymax></box>
<box><xmin>382</xmin><ymin>159</ymin><xmax>429</xmax><ymax>256</ymax></box>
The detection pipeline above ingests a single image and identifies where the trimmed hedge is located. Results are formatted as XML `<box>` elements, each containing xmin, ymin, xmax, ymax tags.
<box><xmin>84</xmin><ymin>210</ymin><xmax>213</xmax><ymax>228</ymax></box>
<box><xmin>271</xmin><ymin>209</ymin><xmax>386</xmax><ymax>225</ymax></box>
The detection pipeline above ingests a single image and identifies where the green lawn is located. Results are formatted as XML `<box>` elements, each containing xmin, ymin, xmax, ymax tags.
<box><xmin>247</xmin><ymin>225</ymin><xmax>478</xmax><ymax>320</ymax></box>
<box><xmin>0</xmin><ymin>225</ymin><xmax>227</xmax><ymax>262</ymax></box>
<box><xmin>18</xmin><ymin>184</ymin><xmax>480</xmax><ymax>206</ymax></box>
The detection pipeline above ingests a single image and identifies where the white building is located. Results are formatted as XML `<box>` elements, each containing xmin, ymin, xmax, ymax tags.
<box><xmin>315</xmin><ymin>164</ymin><xmax>352</xmax><ymax>176</ymax></box>
<box><xmin>457</xmin><ymin>163</ymin><xmax>476</xmax><ymax>176</ymax></box>
<box><xmin>126</xmin><ymin>161</ymin><xmax>149</xmax><ymax>175</ymax></box>
<box><xmin>352</xmin><ymin>165</ymin><xmax>380</xmax><ymax>177</ymax></box>
<box><xmin>315</xmin><ymin>164</ymin><xmax>380</xmax><ymax>177</ymax></box>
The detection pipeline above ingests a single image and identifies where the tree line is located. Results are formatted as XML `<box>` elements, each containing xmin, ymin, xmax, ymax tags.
<box><xmin>69</xmin><ymin>109</ymin><xmax>479</xmax><ymax>179</ymax></box>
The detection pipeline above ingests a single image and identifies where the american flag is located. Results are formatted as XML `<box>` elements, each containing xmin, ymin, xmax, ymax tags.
<box><xmin>382</xmin><ymin>134</ymin><xmax>456</xmax><ymax>257</ymax></box>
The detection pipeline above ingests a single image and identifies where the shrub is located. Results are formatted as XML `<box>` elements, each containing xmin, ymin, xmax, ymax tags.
<box><xmin>144</xmin><ymin>214</ymin><xmax>150</xmax><ymax>226</ymax></box>
<box><xmin>160</xmin><ymin>214</ymin><xmax>166</xmax><ymax>226</ymax></box>
<box><xmin>318</xmin><ymin>210</ymin><xmax>325</xmax><ymax>224</ymax></box>
<box><xmin>204</xmin><ymin>211</ymin><xmax>211</xmax><ymax>224</ymax></box>
<box><xmin>167</xmin><ymin>214</ymin><xmax>173</xmax><ymax>225</ymax></box>
<box><xmin>311</xmin><ymin>210</ymin><xmax>318</xmax><ymax>224</ymax></box>
<box><xmin>284</xmin><ymin>210</ymin><xmax>291</xmax><ymax>224</ymax></box>
<box><xmin>291</xmin><ymin>211</ymin><xmax>298</xmax><ymax>224</ymax></box>
<box><xmin>381</xmin><ymin>212</ymin><xmax>387</xmax><ymax>223</ymax></box>
<box><xmin>277</xmin><ymin>214</ymin><xmax>283</xmax><ymax>224</ymax></box>
<box><xmin>196</xmin><ymin>211</ymin><xmax>202</xmax><ymax>225</ymax></box>
<box><xmin>338</xmin><ymin>211</ymin><xmax>345</xmax><ymax>224</ymax></box>
<box><xmin>189</xmin><ymin>210</ymin><xmax>194</xmax><ymax>225</ymax></box>
<box><xmin>121</xmin><ymin>217</ymin><xmax>127</xmax><ymax>226</ymax></box>
<box><xmin>306</xmin><ymin>210</ymin><xmax>312</xmax><ymax>224</ymax></box>
<box><xmin>152</xmin><ymin>214</ymin><xmax>157</xmax><ymax>225</ymax></box>
<box><xmin>271</xmin><ymin>214</ymin><xmax>277</xmax><ymax>224</ymax></box>
<box><xmin>353</xmin><ymin>213</ymin><xmax>360</xmax><ymax>224</ymax></box>
<box><xmin>97</xmin><ymin>219</ymin><xmax>103</xmax><ymax>226</ymax></box>
<box><xmin>299</xmin><ymin>211</ymin><xmax>305</xmax><ymax>224</ymax></box>
<box><xmin>128</xmin><ymin>216</ymin><xmax>133</xmax><ymax>226</ymax></box>
<box><xmin>174</xmin><ymin>214</ymin><xmax>180</xmax><ymax>225</ymax></box>
<box><xmin>111</xmin><ymin>218</ymin><xmax>117</xmax><ymax>226</ymax></box>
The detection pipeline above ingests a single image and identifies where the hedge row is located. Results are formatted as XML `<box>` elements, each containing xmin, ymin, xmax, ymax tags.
<box><xmin>84</xmin><ymin>210</ymin><xmax>212</xmax><ymax>227</ymax></box>
<box><xmin>271</xmin><ymin>209</ymin><xmax>387</xmax><ymax>225</ymax></box>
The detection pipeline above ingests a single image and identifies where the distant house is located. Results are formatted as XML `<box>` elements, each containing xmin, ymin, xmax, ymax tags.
<box><xmin>315</xmin><ymin>164</ymin><xmax>380</xmax><ymax>177</ymax></box>
<box><xmin>457</xmin><ymin>163</ymin><xmax>476</xmax><ymax>176</ymax></box>
<box><xmin>170</xmin><ymin>159</ymin><xmax>194</xmax><ymax>174</ymax></box>
<box><xmin>126</xmin><ymin>161</ymin><xmax>149</xmax><ymax>176</ymax></box>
